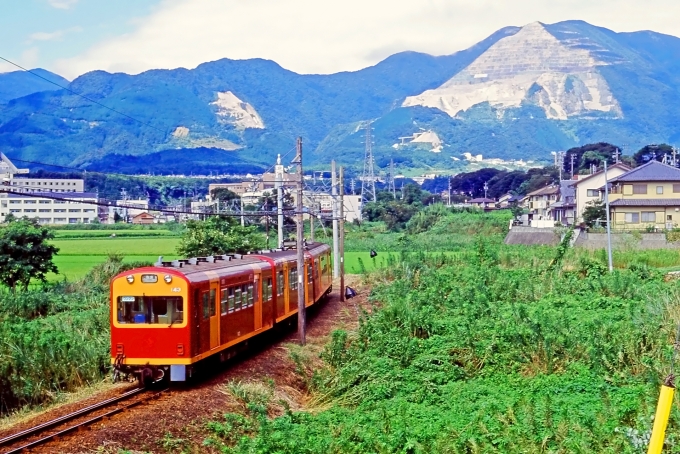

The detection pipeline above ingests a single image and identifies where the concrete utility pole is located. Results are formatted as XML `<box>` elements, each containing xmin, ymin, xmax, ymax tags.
<box><xmin>275</xmin><ymin>154</ymin><xmax>284</xmax><ymax>248</ymax></box>
<box><xmin>331</xmin><ymin>161</ymin><xmax>340</xmax><ymax>279</ymax></box>
<box><xmin>339</xmin><ymin>166</ymin><xmax>345</xmax><ymax>302</ymax></box>
<box><xmin>604</xmin><ymin>160</ymin><xmax>613</xmax><ymax>272</ymax></box>
<box><xmin>448</xmin><ymin>177</ymin><xmax>452</xmax><ymax>206</ymax></box>
<box><xmin>293</xmin><ymin>137</ymin><xmax>306</xmax><ymax>345</ymax></box>
<box><xmin>310</xmin><ymin>203</ymin><xmax>315</xmax><ymax>243</ymax></box>
<box><xmin>570</xmin><ymin>154</ymin><xmax>576</xmax><ymax>179</ymax></box>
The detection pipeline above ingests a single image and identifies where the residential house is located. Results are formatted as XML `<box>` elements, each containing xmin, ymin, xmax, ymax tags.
<box><xmin>526</xmin><ymin>185</ymin><xmax>559</xmax><ymax>219</ymax></box>
<box><xmin>547</xmin><ymin>180</ymin><xmax>577</xmax><ymax>226</ymax></box>
<box><xmin>497</xmin><ymin>193</ymin><xmax>522</xmax><ymax>208</ymax></box>
<box><xmin>571</xmin><ymin>163</ymin><xmax>631</xmax><ymax>223</ymax></box>
<box><xmin>467</xmin><ymin>198</ymin><xmax>496</xmax><ymax>210</ymax></box>
<box><xmin>605</xmin><ymin>160</ymin><xmax>680</xmax><ymax>230</ymax></box>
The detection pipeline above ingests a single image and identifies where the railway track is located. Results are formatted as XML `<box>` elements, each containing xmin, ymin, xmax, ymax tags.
<box><xmin>0</xmin><ymin>386</ymin><xmax>167</xmax><ymax>453</ymax></box>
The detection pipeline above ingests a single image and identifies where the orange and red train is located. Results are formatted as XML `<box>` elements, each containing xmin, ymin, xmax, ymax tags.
<box><xmin>110</xmin><ymin>242</ymin><xmax>332</xmax><ymax>383</ymax></box>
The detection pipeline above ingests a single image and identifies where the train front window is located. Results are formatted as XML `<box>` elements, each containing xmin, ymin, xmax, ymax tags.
<box><xmin>117</xmin><ymin>296</ymin><xmax>184</xmax><ymax>324</ymax></box>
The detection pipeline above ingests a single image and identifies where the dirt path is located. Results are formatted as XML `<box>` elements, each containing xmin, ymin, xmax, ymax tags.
<box><xmin>9</xmin><ymin>277</ymin><xmax>368</xmax><ymax>453</ymax></box>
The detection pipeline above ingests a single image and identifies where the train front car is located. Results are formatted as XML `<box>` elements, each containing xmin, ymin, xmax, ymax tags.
<box><xmin>110</xmin><ymin>267</ymin><xmax>189</xmax><ymax>385</ymax></box>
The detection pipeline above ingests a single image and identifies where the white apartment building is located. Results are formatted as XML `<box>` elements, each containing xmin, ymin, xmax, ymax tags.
<box><xmin>0</xmin><ymin>192</ymin><xmax>99</xmax><ymax>224</ymax></box>
<box><xmin>8</xmin><ymin>178</ymin><xmax>85</xmax><ymax>193</ymax></box>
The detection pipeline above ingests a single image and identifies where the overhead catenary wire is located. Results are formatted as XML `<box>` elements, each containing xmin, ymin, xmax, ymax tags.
<box><xmin>0</xmin><ymin>188</ymin><xmax>344</xmax><ymax>221</ymax></box>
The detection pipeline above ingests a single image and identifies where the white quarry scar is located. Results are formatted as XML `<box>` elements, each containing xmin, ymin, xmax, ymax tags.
<box><xmin>402</xmin><ymin>22</ymin><xmax>622</xmax><ymax>120</ymax></box>
<box><xmin>210</xmin><ymin>91</ymin><xmax>265</xmax><ymax>129</ymax></box>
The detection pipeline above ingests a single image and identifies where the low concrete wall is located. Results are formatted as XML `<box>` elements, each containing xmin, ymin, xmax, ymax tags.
<box><xmin>575</xmin><ymin>232</ymin><xmax>680</xmax><ymax>250</ymax></box>
<box><xmin>504</xmin><ymin>226</ymin><xmax>560</xmax><ymax>246</ymax></box>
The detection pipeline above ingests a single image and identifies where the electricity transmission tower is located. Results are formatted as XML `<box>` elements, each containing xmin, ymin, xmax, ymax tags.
<box><xmin>387</xmin><ymin>158</ymin><xmax>396</xmax><ymax>198</ymax></box>
<box><xmin>361</xmin><ymin>123</ymin><xmax>376</xmax><ymax>204</ymax></box>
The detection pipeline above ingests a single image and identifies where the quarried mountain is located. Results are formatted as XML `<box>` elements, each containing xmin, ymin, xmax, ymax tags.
<box><xmin>1</xmin><ymin>21</ymin><xmax>680</xmax><ymax>174</ymax></box>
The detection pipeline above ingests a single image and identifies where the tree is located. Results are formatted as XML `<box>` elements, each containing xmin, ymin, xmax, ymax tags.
<box><xmin>177</xmin><ymin>216</ymin><xmax>265</xmax><ymax>257</ymax></box>
<box><xmin>632</xmin><ymin>144</ymin><xmax>675</xmax><ymax>166</ymax></box>
<box><xmin>582</xmin><ymin>200</ymin><xmax>606</xmax><ymax>228</ymax></box>
<box><xmin>0</xmin><ymin>217</ymin><xmax>59</xmax><ymax>292</ymax></box>
<box><xmin>210</xmin><ymin>187</ymin><xmax>240</xmax><ymax>203</ymax></box>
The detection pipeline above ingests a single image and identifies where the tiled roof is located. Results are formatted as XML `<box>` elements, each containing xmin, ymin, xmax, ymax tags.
<box><xmin>468</xmin><ymin>198</ymin><xmax>495</xmax><ymax>203</ymax></box>
<box><xmin>610</xmin><ymin>198</ymin><xmax>680</xmax><ymax>207</ymax></box>
<box><xmin>609</xmin><ymin>160</ymin><xmax>680</xmax><ymax>183</ymax></box>
<box><xmin>559</xmin><ymin>180</ymin><xmax>576</xmax><ymax>198</ymax></box>
<box><xmin>569</xmin><ymin>163</ymin><xmax>632</xmax><ymax>186</ymax></box>
<box><xmin>526</xmin><ymin>185</ymin><xmax>559</xmax><ymax>197</ymax></box>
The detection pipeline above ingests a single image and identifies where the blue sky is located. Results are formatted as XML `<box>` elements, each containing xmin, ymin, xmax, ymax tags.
<box><xmin>2</xmin><ymin>0</ymin><xmax>680</xmax><ymax>80</ymax></box>
<box><xmin>0</xmin><ymin>0</ymin><xmax>162</xmax><ymax>77</ymax></box>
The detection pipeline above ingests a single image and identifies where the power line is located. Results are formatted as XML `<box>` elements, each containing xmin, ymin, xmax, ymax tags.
<box><xmin>0</xmin><ymin>188</ymin><xmax>344</xmax><ymax>220</ymax></box>
<box><xmin>0</xmin><ymin>56</ymin><xmax>169</xmax><ymax>136</ymax></box>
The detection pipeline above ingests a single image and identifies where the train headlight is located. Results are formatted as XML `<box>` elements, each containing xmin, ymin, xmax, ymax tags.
<box><xmin>164</xmin><ymin>274</ymin><xmax>173</xmax><ymax>283</ymax></box>
<box><xmin>126</xmin><ymin>275</ymin><xmax>134</xmax><ymax>284</ymax></box>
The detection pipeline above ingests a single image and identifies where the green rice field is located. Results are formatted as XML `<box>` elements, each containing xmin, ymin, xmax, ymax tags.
<box><xmin>49</xmin><ymin>233</ymin><xmax>180</xmax><ymax>280</ymax></box>
<box><xmin>48</xmin><ymin>230</ymin><xmax>382</xmax><ymax>280</ymax></box>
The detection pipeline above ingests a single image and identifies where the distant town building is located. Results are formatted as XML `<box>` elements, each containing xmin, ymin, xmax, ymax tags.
<box><xmin>0</xmin><ymin>192</ymin><xmax>98</xmax><ymax>224</ymax></box>
<box><xmin>109</xmin><ymin>199</ymin><xmax>149</xmax><ymax>223</ymax></box>
<box><xmin>131</xmin><ymin>212</ymin><xmax>155</xmax><ymax>225</ymax></box>
<box><xmin>9</xmin><ymin>178</ymin><xmax>84</xmax><ymax>193</ymax></box>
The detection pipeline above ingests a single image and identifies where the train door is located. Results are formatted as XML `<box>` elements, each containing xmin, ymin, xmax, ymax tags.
<box><xmin>193</xmin><ymin>289</ymin><xmax>201</xmax><ymax>356</ymax></box>
<box><xmin>209</xmin><ymin>282</ymin><xmax>219</xmax><ymax>349</ymax></box>
<box><xmin>254</xmin><ymin>272</ymin><xmax>262</xmax><ymax>330</ymax></box>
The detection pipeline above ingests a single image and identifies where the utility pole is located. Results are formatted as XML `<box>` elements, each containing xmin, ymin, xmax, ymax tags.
<box><xmin>350</xmin><ymin>178</ymin><xmax>356</xmax><ymax>195</ymax></box>
<box><xmin>275</xmin><ymin>154</ymin><xmax>284</xmax><ymax>248</ymax></box>
<box><xmin>339</xmin><ymin>166</ymin><xmax>345</xmax><ymax>302</ymax></box>
<box><xmin>293</xmin><ymin>137</ymin><xmax>306</xmax><ymax>345</ymax></box>
<box><xmin>558</xmin><ymin>152</ymin><xmax>563</xmax><ymax>182</ymax></box>
<box><xmin>604</xmin><ymin>160</ymin><xmax>613</xmax><ymax>273</ymax></box>
<box><xmin>361</xmin><ymin>123</ymin><xmax>377</xmax><ymax>204</ymax></box>
<box><xmin>240</xmin><ymin>197</ymin><xmax>245</xmax><ymax>227</ymax></box>
<box><xmin>448</xmin><ymin>177</ymin><xmax>452</xmax><ymax>206</ymax></box>
<box><xmin>332</xmin><ymin>160</ymin><xmax>339</xmax><ymax>279</ymax></box>
<box><xmin>570</xmin><ymin>153</ymin><xmax>576</xmax><ymax>179</ymax></box>
<box><xmin>309</xmin><ymin>203</ymin><xmax>315</xmax><ymax>243</ymax></box>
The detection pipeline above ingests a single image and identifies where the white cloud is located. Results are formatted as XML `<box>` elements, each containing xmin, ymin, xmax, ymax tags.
<box><xmin>53</xmin><ymin>0</ymin><xmax>680</xmax><ymax>79</ymax></box>
<box><xmin>21</xmin><ymin>47</ymin><xmax>40</xmax><ymax>69</ymax></box>
<box><xmin>47</xmin><ymin>0</ymin><xmax>79</xmax><ymax>9</ymax></box>
<box><xmin>27</xmin><ymin>27</ymin><xmax>82</xmax><ymax>44</ymax></box>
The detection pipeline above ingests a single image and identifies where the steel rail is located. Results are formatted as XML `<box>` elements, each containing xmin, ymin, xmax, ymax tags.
<box><xmin>0</xmin><ymin>387</ymin><xmax>165</xmax><ymax>453</ymax></box>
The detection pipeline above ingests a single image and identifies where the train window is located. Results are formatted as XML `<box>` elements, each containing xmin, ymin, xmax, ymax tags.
<box><xmin>209</xmin><ymin>289</ymin><xmax>216</xmax><ymax>317</ymax></box>
<box><xmin>234</xmin><ymin>287</ymin><xmax>242</xmax><ymax>311</ymax></box>
<box><xmin>241</xmin><ymin>284</ymin><xmax>249</xmax><ymax>308</ymax></box>
<box><xmin>307</xmin><ymin>264</ymin><xmax>313</xmax><ymax>283</ymax></box>
<box><xmin>247</xmin><ymin>284</ymin><xmax>254</xmax><ymax>307</ymax></box>
<box><xmin>117</xmin><ymin>296</ymin><xmax>183</xmax><ymax>324</ymax></box>
<box><xmin>277</xmin><ymin>271</ymin><xmax>284</xmax><ymax>295</ymax></box>
<box><xmin>202</xmin><ymin>292</ymin><xmax>210</xmax><ymax>320</ymax></box>
<box><xmin>289</xmin><ymin>268</ymin><xmax>298</xmax><ymax>290</ymax></box>
<box><xmin>266</xmin><ymin>278</ymin><xmax>272</xmax><ymax>301</ymax></box>
<box><xmin>228</xmin><ymin>287</ymin><xmax>235</xmax><ymax>312</ymax></box>
<box><xmin>220</xmin><ymin>289</ymin><xmax>229</xmax><ymax>315</ymax></box>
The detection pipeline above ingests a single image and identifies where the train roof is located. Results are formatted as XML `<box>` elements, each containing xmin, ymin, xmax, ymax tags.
<box><xmin>147</xmin><ymin>242</ymin><xmax>330</xmax><ymax>283</ymax></box>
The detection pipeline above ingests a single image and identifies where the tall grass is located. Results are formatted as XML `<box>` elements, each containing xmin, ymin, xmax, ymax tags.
<box><xmin>0</xmin><ymin>255</ymin><xmax>150</xmax><ymax>415</ymax></box>
<box><xmin>205</xmin><ymin>241</ymin><xmax>680</xmax><ymax>453</ymax></box>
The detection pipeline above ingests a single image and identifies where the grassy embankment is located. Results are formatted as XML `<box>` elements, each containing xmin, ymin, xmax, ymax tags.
<box><xmin>196</xmin><ymin>208</ymin><xmax>680</xmax><ymax>453</ymax></box>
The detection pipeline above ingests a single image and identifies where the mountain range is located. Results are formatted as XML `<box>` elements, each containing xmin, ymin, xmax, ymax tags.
<box><xmin>1</xmin><ymin>20</ymin><xmax>679</xmax><ymax>175</ymax></box>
